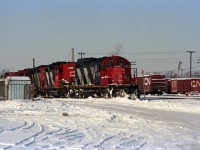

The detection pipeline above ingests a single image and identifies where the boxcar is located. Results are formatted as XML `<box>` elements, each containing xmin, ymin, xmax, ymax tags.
<box><xmin>169</xmin><ymin>78</ymin><xmax>200</xmax><ymax>94</ymax></box>
<box><xmin>137</xmin><ymin>74</ymin><xmax>166</xmax><ymax>95</ymax></box>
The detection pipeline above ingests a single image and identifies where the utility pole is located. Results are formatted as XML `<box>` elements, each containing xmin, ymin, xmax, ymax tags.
<box><xmin>186</xmin><ymin>51</ymin><xmax>195</xmax><ymax>78</ymax></box>
<box><xmin>78</xmin><ymin>52</ymin><xmax>85</xmax><ymax>59</ymax></box>
<box><xmin>72</xmin><ymin>48</ymin><xmax>74</xmax><ymax>62</ymax></box>
<box><xmin>142</xmin><ymin>70</ymin><xmax>145</xmax><ymax>99</ymax></box>
<box><xmin>33</xmin><ymin>58</ymin><xmax>35</xmax><ymax>68</ymax></box>
<box><xmin>177</xmin><ymin>61</ymin><xmax>182</xmax><ymax>78</ymax></box>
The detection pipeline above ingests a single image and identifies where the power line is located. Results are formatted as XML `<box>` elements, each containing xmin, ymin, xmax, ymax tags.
<box><xmin>135</xmin><ymin>57</ymin><xmax>189</xmax><ymax>61</ymax></box>
<box><xmin>86</xmin><ymin>51</ymin><xmax>197</xmax><ymax>55</ymax></box>
<box><xmin>78</xmin><ymin>52</ymin><xmax>85</xmax><ymax>59</ymax></box>
<box><xmin>146</xmin><ymin>65</ymin><xmax>200</xmax><ymax>74</ymax></box>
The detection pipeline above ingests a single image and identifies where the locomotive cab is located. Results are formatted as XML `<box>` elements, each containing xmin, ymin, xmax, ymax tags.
<box><xmin>99</xmin><ymin>56</ymin><xmax>132</xmax><ymax>86</ymax></box>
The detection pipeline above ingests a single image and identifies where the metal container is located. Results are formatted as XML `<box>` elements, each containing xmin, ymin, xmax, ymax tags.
<box><xmin>0</xmin><ymin>76</ymin><xmax>32</xmax><ymax>100</ymax></box>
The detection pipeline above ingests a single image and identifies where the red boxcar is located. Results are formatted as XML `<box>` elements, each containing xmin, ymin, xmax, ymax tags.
<box><xmin>137</xmin><ymin>74</ymin><xmax>166</xmax><ymax>95</ymax></box>
<box><xmin>169</xmin><ymin>78</ymin><xmax>200</xmax><ymax>94</ymax></box>
<box><xmin>170</xmin><ymin>79</ymin><xmax>191</xmax><ymax>94</ymax></box>
<box><xmin>191</xmin><ymin>79</ymin><xmax>200</xmax><ymax>93</ymax></box>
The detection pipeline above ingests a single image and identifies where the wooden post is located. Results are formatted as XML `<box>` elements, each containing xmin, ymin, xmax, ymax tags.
<box><xmin>142</xmin><ymin>70</ymin><xmax>145</xmax><ymax>99</ymax></box>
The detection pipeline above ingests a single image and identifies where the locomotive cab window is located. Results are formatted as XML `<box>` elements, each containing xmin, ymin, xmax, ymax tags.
<box><xmin>118</xmin><ymin>59</ymin><xmax>123</xmax><ymax>66</ymax></box>
<box><xmin>107</xmin><ymin>59</ymin><xmax>114</xmax><ymax>67</ymax></box>
<box><xmin>59</xmin><ymin>67</ymin><xmax>63</xmax><ymax>73</ymax></box>
<box><xmin>101</xmin><ymin>62</ymin><xmax>106</xmax><ymax>70</ymax></box>
<box><xmin>126</xmin><ymin>62</ymin><xmax>131</xmax><ymax>68</ymax></box>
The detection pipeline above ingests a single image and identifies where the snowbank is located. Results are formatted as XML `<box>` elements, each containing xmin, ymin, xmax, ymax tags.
<box><xmin>0</xmin><ymin>96</ymin><xmax>200</xmax><ymax>149</ymax></box>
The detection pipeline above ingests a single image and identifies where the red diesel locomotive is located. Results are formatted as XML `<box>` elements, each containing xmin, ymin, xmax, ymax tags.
<box><xmin>4</xmin><ymin>55</ymin><xmax>139</xmax><ymax>98</ymax></box>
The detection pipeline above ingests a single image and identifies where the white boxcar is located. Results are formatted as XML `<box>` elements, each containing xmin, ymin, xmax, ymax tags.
<box><xmin>0</xmin><ymin>76</ymin><xmax>31</xmax><ymax>100</ymax></box>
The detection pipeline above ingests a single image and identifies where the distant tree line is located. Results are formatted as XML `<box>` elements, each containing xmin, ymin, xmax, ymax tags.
<box><xmin>145</xmin><ymin>70</ymin><xmax>200</xmax><ymax>78</ymax></box>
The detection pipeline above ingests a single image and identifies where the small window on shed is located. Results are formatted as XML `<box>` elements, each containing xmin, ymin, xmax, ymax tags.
<box><xmin>118</xmin><ymin>59</ymin><xmax>123</xmax><ymax>66</ymax></box>
<box><xmin>108</xmin><ymin>59</ymin><xmax>114</xmax><ymax>67</ymax></box>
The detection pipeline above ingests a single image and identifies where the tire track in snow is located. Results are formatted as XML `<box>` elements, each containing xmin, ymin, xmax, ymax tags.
<box><xmin>2</xmin><ymin>123</ymin><xmax>44</xmax><ymax>149</ymax></box>
<box><xmin>14</xmin><ymin>123</ymin><xmax>44</xmax><ymax>146</ymax></box>
<box><xmin>0</xmin><ymin>121</ymin><xmax>27</xmax><ymax>133</ymax></box>
<box><xmin>19</xmin><ymin>124</ymin><xmax>64</xmax><ymax>148</ymax></box>
<box><xmin>121</xmin><ymin>138</ymin><xmax>147</xmax><ymax>150</ymax></box>
<box><xmin>95</xmin><ymin>135</ymin><xmax>115</xmax><ymax>148</ymax></box>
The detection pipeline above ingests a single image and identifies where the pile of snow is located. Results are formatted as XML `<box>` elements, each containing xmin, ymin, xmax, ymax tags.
<box><xmin>0</xmin><ymin>96</ymin><xmax>200</xmax><ymax>149</ymax></box>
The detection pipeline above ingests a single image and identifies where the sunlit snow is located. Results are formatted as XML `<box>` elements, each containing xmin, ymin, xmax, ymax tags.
<box><xmin>0</xmin><ymin>95</ymin><xmax>200</xmax><ymax>149</ymax></box>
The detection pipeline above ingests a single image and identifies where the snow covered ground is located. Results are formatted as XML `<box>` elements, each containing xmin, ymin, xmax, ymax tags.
<box><xmin>0</xmin><ymin>95</ymin><xmax>200</xmax><ymax>150</ymax></box>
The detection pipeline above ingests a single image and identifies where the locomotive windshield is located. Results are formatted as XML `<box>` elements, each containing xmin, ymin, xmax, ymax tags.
<box><xmin>108</xmin><ymin>59</ymin><xmax>114</xmax><ymax>67</ymax></box>
<box><xmin>118</xmin><ymin>59</ymin><xmax>123</xmax><ymax>66</ymax></box>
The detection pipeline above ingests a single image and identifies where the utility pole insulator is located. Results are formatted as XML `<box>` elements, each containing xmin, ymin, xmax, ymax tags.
<box><xmin>78</xmin><ymin>52</ymin><xmax>85</xmax><ymax>59</ymax></box>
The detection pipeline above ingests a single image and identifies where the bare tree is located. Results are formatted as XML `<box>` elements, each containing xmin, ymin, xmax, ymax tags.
<box><xmin>110</xmin><ymin>43</ymin><xmax>123</xmax><ymax>56</ymax></box>
<box><xmin>145</xmin><ymin>72</ymin><xmax>151</xmax><ymax>75</ymax></box>
<box><xmin>165</xmin><ymin>71</ymin><xmax>177</xmax><ymax>78</ymax></box>
<box><xmin>152</xmin><ymin>71</ymin><xmax>161</xmax><ymax>75</ymax></box>
<box><xmin>184</xmin><ymin>71</ymin><xmax>190</xmax><ymax>78</ymax></box>
<box><xmin>193</xmin><ymin>71</ymin><xmax>200</xmax><ymax>77</ymax></box>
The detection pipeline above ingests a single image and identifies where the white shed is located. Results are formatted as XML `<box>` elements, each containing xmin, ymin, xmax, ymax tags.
<box><xmin>0</xmin><ymin>76</ymin><xmax>32</xmax><ymax>100</ymax></box>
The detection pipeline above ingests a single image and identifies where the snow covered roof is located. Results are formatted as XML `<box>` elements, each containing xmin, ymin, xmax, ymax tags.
<box><xmin>0</xmin><ymin>76</ymin><xmax>31</xmax><ymax>84</ymax></box>
<box><xmin>6</xmin><ymin>76</ymin><xmax>31</xmax><ymax>81</ymax></box>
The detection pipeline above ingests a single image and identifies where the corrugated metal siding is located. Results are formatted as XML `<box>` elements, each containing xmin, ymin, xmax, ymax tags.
<box><xmin>0</xmin><ymin>81</ymin><xmax>6</xmax><ymax>100</ymax></box>
<box><xmin>8</xmin><ymin>80</ymin><xmax>31</xmax><ymax>100</ymax></box>
<box><xmin>0</xmin><ymin>77</ymin><xmax>33</xmax><ymax>100</ymax></box>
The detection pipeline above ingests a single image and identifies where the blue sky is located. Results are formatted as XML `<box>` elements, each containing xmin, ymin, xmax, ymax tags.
<box><xmin>0</xmin><ymin>0</ymin><xmax>200</xmax><ymax>74</ymax></box>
